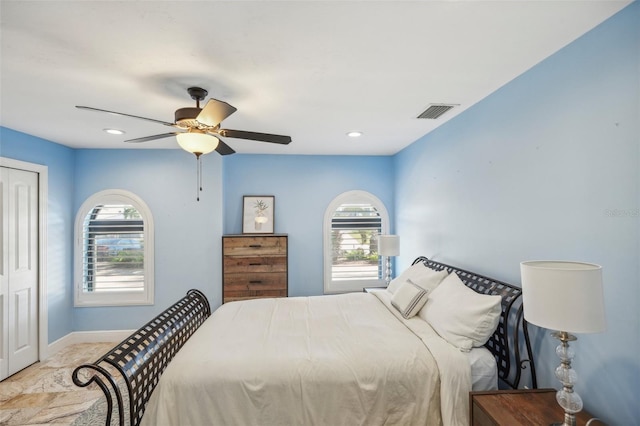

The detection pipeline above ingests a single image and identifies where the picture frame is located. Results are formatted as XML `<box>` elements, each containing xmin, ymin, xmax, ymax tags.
<box><xmin>242</xmin><ymin>196</ymin><xmax>275</xmax><ymax>234</ymax></box>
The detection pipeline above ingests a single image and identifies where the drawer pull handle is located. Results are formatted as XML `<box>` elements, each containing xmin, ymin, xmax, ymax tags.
<box><xmin>249</xmin><ymin>263</ymin><xmax>261</xmax><ymax>266</ymax></box>
<box><xmin>249</xmin><ymin>280</ymin><xmax>263</xmax><ymax>284</ymax></box>
<box><xmin>249</xmin><ymin>244</ymin><xmax>262</xmax><ymax>248</ymax></box>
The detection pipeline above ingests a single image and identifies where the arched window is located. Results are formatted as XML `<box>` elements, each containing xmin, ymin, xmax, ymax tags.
<box><xmin>74</xmin><ymin>190</ymin><xmax>154</xmax><ymax>306</ymax></box>
<box><xmin>323</xmin><ymin>190</ymin><xmax>390</xmax><ymax>294</ymax></box>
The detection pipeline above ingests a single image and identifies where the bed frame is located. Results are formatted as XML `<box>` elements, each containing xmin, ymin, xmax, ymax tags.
<box><xmin>72</xmin><ymin>289</ymin><xmax>211</xmax><ymax>426</ymax></box>
<box><xmin>72</xmin><ymin>258</ymin><xmax>536</xmax><ymax>426</ymax></box>
<box><xmin>412</xmin><ymin>257</ymin><xmax>537</xmax><ymax>390</ymax></box>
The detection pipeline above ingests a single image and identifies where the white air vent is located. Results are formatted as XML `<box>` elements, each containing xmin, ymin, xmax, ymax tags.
<box><xmin>417</xmin><ymin>104</ymin><xmax>457</xmax><ymax>119</ymax></box>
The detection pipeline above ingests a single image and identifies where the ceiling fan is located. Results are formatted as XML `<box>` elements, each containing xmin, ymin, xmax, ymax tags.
<box><xmin>76</xmin><ymin>86</ymin><xmax>292</xmax><ymax>156</ymax></box>
<box><xmin>77</xmin><ymin>87</ymin><xmax>292</xmax><ymax>201</ymax></box>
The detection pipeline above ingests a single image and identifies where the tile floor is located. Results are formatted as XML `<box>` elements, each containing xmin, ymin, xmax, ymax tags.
<box><xmin>0</xmin><ymin>342</ymin><xmax>116</xmax><ymax>425</ymax></box>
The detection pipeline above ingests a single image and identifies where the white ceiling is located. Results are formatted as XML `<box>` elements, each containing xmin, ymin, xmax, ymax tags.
<box><xmin>0</xmin><ymin>1</ymin><xmax>631</xmax><ymax>156</ymax></box>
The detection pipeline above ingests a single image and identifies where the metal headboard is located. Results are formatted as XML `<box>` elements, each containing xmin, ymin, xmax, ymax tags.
<box><xmin>412</xmin><ymin>257</ymin><xmax>537</xmax><ymax>389</ymax></box>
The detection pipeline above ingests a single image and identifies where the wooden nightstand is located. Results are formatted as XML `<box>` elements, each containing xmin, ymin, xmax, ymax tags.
<box><xmin>470</xmin><ymin>388</ymin><xmax>601</xmax><ymax>426</ymax></box>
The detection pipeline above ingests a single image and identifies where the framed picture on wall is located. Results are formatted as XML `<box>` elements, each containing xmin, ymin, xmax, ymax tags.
<box><xmin>242</xmin><ymin>196</ymin><xmax>275</xmax><ymax>234</ymax></box>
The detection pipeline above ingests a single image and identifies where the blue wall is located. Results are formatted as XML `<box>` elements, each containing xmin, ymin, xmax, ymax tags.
<box><xmin>394</xmin><ymin>3</ymin><xmax>639</xmax><ymax>424</ymax></box>
<box><xmin>0</xmin><ymin>128</ymin><xmax>75</xmax><ymax>342</ymax></box>
<box><xmin>223</xmin><ymin>154</ymin><xmax>394</xmax><ymax>296</ymax></box>
<box><xmin>0</xmin><ymin>135</ymin><xmax>224</xmax><ymax>335</ymax></box>
<box><xmin>72</xmin><ymin>149</ymin><xmax>224</xmax><ymax>329</ymax></box>
<box><xmin>0</xmin><ymin>136</ymin><xmax>393</xmax><ymax>327</ymax></box>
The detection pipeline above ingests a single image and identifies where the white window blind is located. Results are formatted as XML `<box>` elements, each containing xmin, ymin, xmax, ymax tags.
<box><xmin>82</xmin><ymin>204</ymin><xmax>144</xmax><ymax>293</ymax></box>
<box><xmin>323</xmin><ymin>190</ymin><xmax>390</xmax><ymax>294</ymax></box>
<box><xmin>74</xmin><ymin>189</ymin><xmax>154</xmax><ymax>307</ymax></box>
<box><xmin>331</xmin><ymin>203</ymin><xmax>382</xmax><ymax>281</ymax></box>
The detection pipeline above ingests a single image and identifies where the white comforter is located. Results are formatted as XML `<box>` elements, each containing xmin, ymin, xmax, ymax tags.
<box><xmin>140</xmin><ymin>292</ymin><xmax>471</xmax><ymax>426</ymax></box>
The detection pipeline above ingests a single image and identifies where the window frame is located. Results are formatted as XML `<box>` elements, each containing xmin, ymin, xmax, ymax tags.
<box><xmin>323</xmin><ymin>190</ymin><xmax>390</xmax><ymax>294</ymax></box>
<box><xmin>74</xmin><ymin>189</ymin><xmax>154</xmax><ymax>307</ymax></box>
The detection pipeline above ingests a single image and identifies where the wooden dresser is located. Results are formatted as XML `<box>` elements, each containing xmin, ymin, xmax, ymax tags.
<box><xmin>222</xmin><ymin>234</ymin><xmax>288</xmax><ymax>304</ymax></box>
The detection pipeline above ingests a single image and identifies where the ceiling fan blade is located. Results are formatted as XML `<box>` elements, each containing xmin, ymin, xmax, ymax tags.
<box><xmin>219</xmin><ymin>129</ymin><xmax>292</xmax><ymax>145</ymax></box>
<box><xmin>196</xmin><ymin>99</ymin><xmax>237</xmax><ymax>127</ymax></box>
<box><xmin>124</xmin><ymin>132</ymin><xmax>179</xmax><ymax>143</ymax></box>
<box><xmin>76</xmin><ymin>106</ymin><xmax>176</xmax><ymax>127</ymax></box>
<box><xmin>215</xmin><ymin>138</ymin><xmax>236</xmax><ymax>155</ymax></box>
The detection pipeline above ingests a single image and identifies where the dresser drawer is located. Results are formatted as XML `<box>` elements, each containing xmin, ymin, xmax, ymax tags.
<box><xmin>223</xmin><ymin>272</ymin><xmax>287</xmax><ymax>291</ymax></box>
<box><xmin>223</xmin><ymin>236</ymin><xmax>287</xmax><ymax>256</ymax></box>
<box><xmin>223</xmin><ymin>256</ymin><xmax>287</xmax><ymax>273</ymax></box>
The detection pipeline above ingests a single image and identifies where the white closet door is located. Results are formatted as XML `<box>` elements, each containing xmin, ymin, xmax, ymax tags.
<box><xmin>0</xmin><ymin>167</ymin><xmax>8</xmax><ymax>379</ymax></box>
<box><xmin>0</xmin><ymin>167</ymin><xmax>39</xmax><ymax>380</ymax></box>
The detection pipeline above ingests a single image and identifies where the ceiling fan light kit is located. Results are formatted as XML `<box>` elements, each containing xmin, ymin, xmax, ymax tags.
<box><xmin>176</xmin><ymin>130</ymin><xmax>219</xmax><ymax>156</ymax></box>
<box><xmin>77</xmin><ymin>86</ymin><xmax>292</xmax><ymax>201</ymax></box>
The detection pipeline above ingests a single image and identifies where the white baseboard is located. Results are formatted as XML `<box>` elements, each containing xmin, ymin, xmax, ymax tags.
<box><xmin>46</xmin><ymin>330</ymin><xmax>134</xmax><ymax>359</ymax></box>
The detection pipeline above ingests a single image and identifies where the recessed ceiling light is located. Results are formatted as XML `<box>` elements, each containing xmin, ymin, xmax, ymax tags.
<box><xmin>347</xmin><ymin>131</ymin><xmax>362</xmax><ymax>138</ymax></box>
<box><xmin>104</xmin><ymin>128</ymin><xmax>125</xmax><ymax>135</ymax></box>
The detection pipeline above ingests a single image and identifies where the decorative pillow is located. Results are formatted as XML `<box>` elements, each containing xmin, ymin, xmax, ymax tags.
<box><xmin>391</xmin><ymin>280</ymin><xmax>429</xmax><ymax>319</ymax></box>
<box><xmin>387</xmin><ymin>263</ymin><xmax>448</xmax><ymax>294</ymax></box>
<box><xmin>420</xmin><ymin>272</ymin><xmax>502</xmax><ymax>352</ymax></box>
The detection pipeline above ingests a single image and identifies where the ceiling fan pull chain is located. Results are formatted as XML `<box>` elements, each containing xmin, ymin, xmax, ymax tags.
<box><xmin>199</xmin><ymin>154</ymin><xmax>203</xmax><ymax>192</ymax></box>
<box><xmin>195</xmin><ymin>153</ymin><xmax>201</xmax><ymax>202</ymax></box>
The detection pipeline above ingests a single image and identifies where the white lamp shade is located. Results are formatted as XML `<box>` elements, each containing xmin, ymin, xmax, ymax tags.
<box><xmin>176</xmin><ymin>132</ymin><xmax>219</xmax><ymax>155</ymax></box>
<box><xmin>520</xmin><ymin>261</ymin><xmax>606</xmax><ymax>334</ymax></box>
<box><xmin>378</xmin><ymin>235</ymin><xmax>400</xmax><ymax>256</ymax></box>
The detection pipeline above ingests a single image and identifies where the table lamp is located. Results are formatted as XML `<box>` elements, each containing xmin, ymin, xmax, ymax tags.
<box><xmin>378</xmin><ymin>235</ymin><xmax>400</xmax><ymax>286</ymax></box>
<box><xmin>520</xmin><ymin>261</ymin><xmax>606</xmax><ymax>426</ymax></box>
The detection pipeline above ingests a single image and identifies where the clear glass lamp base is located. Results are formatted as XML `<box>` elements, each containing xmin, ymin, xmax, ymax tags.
<box><xmin>384</xmin><ymin>257</ymin><xmax>392</xmax><ymax>286</ymax></box>
<box><xmin>550</xmin><ymin>331</ymin><xmax>582</xmax><ymax>426</ymax></box>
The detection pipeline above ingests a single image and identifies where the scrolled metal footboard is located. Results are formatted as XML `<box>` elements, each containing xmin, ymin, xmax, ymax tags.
<box><xmin>72</xmin><ymin>289</ymin><xmax>211</xmax><ymax>426</ymax></box>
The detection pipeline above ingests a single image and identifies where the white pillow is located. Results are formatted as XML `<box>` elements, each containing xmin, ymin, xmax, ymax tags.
<box><xmin>420</xmin><ymin>272</ymin><xmax>502</xmax><ymax>352</ymax></box>
<box><xmin>387</xmin><ymin>263</ymin><xmax>448</xmax><ymax>294</ymax></box>
<box><xmin>391</xmin><ymin>280</ymin><xmax>428</xmax><ymax>319</ymax></box>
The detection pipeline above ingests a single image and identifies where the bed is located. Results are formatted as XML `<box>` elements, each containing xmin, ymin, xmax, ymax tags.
<box><xmin>73</xmin><ymin>257</ymin><xmax>536</xmax><ymax>426</ymax></box>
